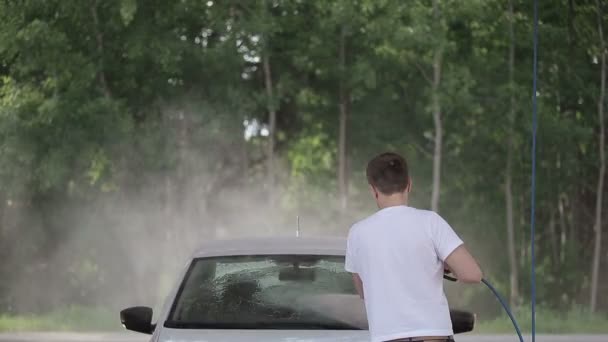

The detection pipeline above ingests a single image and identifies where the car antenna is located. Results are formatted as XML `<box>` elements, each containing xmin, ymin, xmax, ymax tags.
<box><xmin>296</xmin><ymin>216</ymin><xmax>300</xmax><ymax>237</ymax></box>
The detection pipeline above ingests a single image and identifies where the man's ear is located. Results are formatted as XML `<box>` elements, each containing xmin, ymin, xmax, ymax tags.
<box><xmin>406</xmin><ymin>177</ymin><xmax>413</xmax><ymax>193</ymax></box>
<box><xmin>369</xmin><ymin>185</ymin><xmax>379</xmax><ymax>199</ymax></box>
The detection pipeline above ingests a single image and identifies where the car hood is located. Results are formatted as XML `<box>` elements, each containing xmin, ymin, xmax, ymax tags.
<box><xmin>157</xmin><ymin>328</ymin><xmax>370</xmax><ymax>342</ymax></box>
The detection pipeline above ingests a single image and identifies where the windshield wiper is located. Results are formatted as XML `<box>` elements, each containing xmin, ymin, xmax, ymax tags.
<box><xmin>164</xmin><ymin>320</ymin><xmax>362</xmax><ymax>330</ymax></box>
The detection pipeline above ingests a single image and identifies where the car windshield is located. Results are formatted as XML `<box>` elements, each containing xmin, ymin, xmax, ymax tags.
<box><xmin>166</xmin><ymin>254</ymin><xmax>366</xmax><ymax>330</ymax></box>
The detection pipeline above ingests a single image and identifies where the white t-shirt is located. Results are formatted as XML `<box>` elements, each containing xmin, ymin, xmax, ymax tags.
<box><xmin>345</xmin><ymin>205</ymin><xmax>463</xmax><ymax>342</ymax></box>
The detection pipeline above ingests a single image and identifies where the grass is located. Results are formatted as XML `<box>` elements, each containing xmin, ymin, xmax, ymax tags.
<box><xmin>1</xmin><ymin>306</ymin><xmax>608</xmax><ymax>334</ymax></box>
<box><xmin>0</xmin><ymin>306</ymin><xmax>119</xmax><ymax>332</ymax></box>
<box><xmin>475</xmin><ymin>307</ymin><xmax>608</xmax><ymax>334</ymax></box>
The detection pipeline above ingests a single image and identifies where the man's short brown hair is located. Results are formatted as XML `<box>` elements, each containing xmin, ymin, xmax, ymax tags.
<box><xmin>366</xmin><ymin>152</ymin><xmax>409</xmax><ymax>195</ymax></box>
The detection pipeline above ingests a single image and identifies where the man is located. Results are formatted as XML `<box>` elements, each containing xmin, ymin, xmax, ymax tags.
<box><xmin>345</xmin><ymin>152</ymin><xmax>482</xmax><ymax>342</ymax></box>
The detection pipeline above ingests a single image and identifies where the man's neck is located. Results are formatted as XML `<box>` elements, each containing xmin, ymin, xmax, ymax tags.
<box><xmin>378</xmin><ymin>193</ymin><xmax>408</xmax><ymax>209</ymax></box>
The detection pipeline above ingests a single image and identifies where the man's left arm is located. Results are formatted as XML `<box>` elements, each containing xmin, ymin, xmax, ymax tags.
<box><xmin>345</xmin><ymin>228</ymin><xmax>363</xmax><ymax>299</ymax></box>
<box><xmin>352</xmin><ymin>273</ymin><xmax>364</xmax><ymax>299</ymax></box>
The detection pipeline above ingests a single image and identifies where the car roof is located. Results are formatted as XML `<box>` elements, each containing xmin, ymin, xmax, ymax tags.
<box><xmin>192</xmin><ymin>236</ymin><xmax>347</xmax><ymax>258</ymax></box>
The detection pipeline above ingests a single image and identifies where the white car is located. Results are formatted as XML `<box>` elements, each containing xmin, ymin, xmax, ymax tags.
<box><xmin>120</xmin><ymin>237</ymin><xmax>474</xmax><ymax>341</ymax></box>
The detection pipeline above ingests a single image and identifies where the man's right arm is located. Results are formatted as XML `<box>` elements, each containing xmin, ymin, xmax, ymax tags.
<box><xmin>444</xmin><ymin>245</ymin><xmax>482</xmax><ymax>283</ymax></box>
<box><xmin>432</xmin><ymin>212</ymin><xmax>482</xmax><ymax>284</ymax></box>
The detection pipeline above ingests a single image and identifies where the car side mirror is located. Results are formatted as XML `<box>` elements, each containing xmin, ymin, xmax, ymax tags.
<box><xmin>450</xmin><ymin>309</ymin><xmax>475</xmax><ymax>334</ymax></box>
<box><xmin>120</xmin><ymin>306</ymin><xmax>155</xmax><ymax>335</ymax></box>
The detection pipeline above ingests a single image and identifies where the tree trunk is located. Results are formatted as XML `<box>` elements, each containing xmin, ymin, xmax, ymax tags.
<box><xmin>0</xmin><ymin>191</ymin><xmax>5</xmax><ymax>238</ymax></box>
<box><xmin>505</xmin><ymin>154</ymin><xmax>519</xmax><ymax>307</ymax></box>
<box><xmin>519</xmin><ymin>194</ymin><xmax>527</xmax><ymax>268</ymax></box>
<box><xmin>505</xmin><ymin>0</ymin><xmax>520</xmax><ymax>308</ymax></box>
<box><xmin>549</xmin><ymin>208</ymin><xmax>559</xmax><ymax>266</ymax></box>
<box><xmin>263</xmin><ymin>53</ymin><xmax>276</xmax><ymax>202</ymax></box>
<box><xmin>430</xmin><ymin>0</ymin><xmax>443</xmax><ymax>213</ymax></box>
<box><xmin>338</xmin><ymin>25</ymin><xmax>350</xmax><ymax>211</ymax></box>
<box><xmin>90</xmin><ymin>0</ymin><xmax>111</xmax><ymax>98</ymax></box>
<box><xmin>568</xmin><ymin>0</ymin><xmax>575</xmax><ymax>50</ymax></box>
<box><xmin>590</xmin><ymin>0</ymin><xmax>606</xmax><ymax>314</ymax></box>
<box><xmin>558</xmin><ymin>194</ymin><xmax>568</xmax><ymax>264</ymax></box>
<box><xmin>177</xmin><ymin>110</ymin><xmax>189</xmax><ymax>211</ymax></box>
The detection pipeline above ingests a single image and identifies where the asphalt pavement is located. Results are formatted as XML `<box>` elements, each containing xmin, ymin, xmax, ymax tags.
<box><xmin>0</xmin><ymin>333</ymin><xmax>607</xmax><ymax>342</ymax></box>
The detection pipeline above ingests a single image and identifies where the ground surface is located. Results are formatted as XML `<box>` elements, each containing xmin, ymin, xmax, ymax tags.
<box><xmin>0</xmin><ymin>333</ymin><xmax>607</xmax><ymax>342</ymax></box>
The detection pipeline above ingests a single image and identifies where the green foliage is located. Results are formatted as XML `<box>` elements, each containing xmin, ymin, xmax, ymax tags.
<box><xmin>0</xmin><ymin>307</ymin><xmax>118</xmax><ymax>332</ymax></box>
<box><xmin>0</xmin><ymin>0</ymin><xmax>607</xmax><ymax>323</ymax></box>
<box><xmin>476</xmin><ymin>307</ymin><xmax>608</xmax><ymax>334</ymax></box>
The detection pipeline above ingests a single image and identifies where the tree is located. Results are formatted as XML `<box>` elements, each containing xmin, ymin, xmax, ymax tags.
<box><xmin>505</xmin><ymin>0</ymin><xmax>520</xmax><ymax>308</ymax></box>
<box><xmin>430</xmin><ymin>0</ymin><xmax>445</xmax><ymax>213</ymax></box>
<box><xmin>261</xmin><ymin>8</ymin><xmax>277</xmax><ymax>202</ymax></box>
<box><xmin>590</xmin><ymin>0</ymin><xmax>606</xmax><ymax>313</ymax></box>
<box><xmin>338</xmin><ymin>23</ymin><xmax>351</xmax><ymax>211</ymax></box>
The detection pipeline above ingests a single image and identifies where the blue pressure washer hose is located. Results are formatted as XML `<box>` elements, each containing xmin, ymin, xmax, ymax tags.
<box><xmin>443</xmin><ymin>274</ymin><xmax>523</xmax><ymax>341</ymax></box>
<box><xmin>481</xmin><ymin>278</ymin><xmax>524</xmax><ymax>342</ymax></box>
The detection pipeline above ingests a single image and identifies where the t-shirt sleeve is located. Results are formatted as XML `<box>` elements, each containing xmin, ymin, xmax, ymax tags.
<box><xmin>431</xmin><ymin>212</ymin><xmax>464</xmax><ymax>261</ymax></box>
<box><xmin>344</xmin><ymin>227</ymin><xmax>358</xmax><ymax>273</ymax></box>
